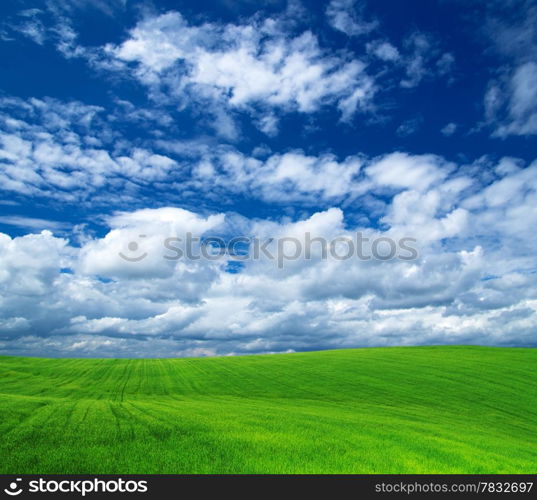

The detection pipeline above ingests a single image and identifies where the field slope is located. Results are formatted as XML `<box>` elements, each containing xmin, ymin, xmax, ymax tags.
<box><xmin>0</xmin><ymin>346</ymin><xmax>536</xmax><ymax>474</ymax></box>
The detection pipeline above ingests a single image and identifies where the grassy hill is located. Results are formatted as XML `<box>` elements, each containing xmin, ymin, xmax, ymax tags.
<box><xmin>0</xmin><ymin>346</ymin><xmax>536</xmax><ymax>474</ymax></box>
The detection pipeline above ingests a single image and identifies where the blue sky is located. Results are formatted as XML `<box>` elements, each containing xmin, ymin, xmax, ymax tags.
<box><xmin>0</xmin><ymin>0</ymin><xmax>536</xmax><ymax>357</ymax></box>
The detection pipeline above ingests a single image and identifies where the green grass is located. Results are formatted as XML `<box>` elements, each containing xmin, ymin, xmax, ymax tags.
<box><xmin>0</xmin><ymin>346</ymin><xmax>536</xmax><ymax>473</ymax></box>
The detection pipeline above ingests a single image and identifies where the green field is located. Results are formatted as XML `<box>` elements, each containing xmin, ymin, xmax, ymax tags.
<box><xmin>0</xmin><ymin>346</ymin><xmax>536</xmax><ymax>474</ymax></box>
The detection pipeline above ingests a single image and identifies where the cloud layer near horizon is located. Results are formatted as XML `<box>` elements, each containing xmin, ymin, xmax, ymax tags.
<box><xmin>2</xmin><ymin>156</ymin><xmax>537</xmax><ymax>357</ymax></box>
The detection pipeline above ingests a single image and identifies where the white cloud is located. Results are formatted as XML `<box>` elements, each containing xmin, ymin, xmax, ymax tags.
<box><xmin>255</xmin><ymin>112</ymin><xmax>279</xmax><ymax>137</ymax></box>
<box><xmin>367</xmin><ymin>41</ymin><xmax>400</xmax><ymax>62</ymax></box>
<box><xmin>0</xmin><ymin>99</ymin><xmax>484</xmax><ymax>210</ymax></box>
<box><xmin>1</xmin><ymin>153</ymin><xmax>537</xmax><ymax>357</ymax></box>
<box><xmin>47</xmin><ymin>0</ymin><xmax>127</xmax><ymax>17</ymax></box>
<box><xmin>78</xmin><ymin>207</ymin><xmax>225</xmax><ymax>282</ymax></box>
<box><xmin>480</xmin><ymin>1</ymin><xmax>537</xmax><ymax>136</ymax></box>
<box><xmin>0</xmin><ymin>216</ymin><xmax>70</xmax><ymax>231</ymax></box>
<box><xmin>366</xmin><ymin>152</ymin><xmax>452</xmax><ymax>192</ymax></box>
<box><xmin>1</xmin><ymin>9</ymin><xmax>47</xmax><ymax>45</ymax></box>
<box><xmin>0</xmin><ymin>97</ymin><xmax>180</xmax><ymax>202</ymax></box>
<box><xmin>495</xmin><ymin>62</ymin><xmax>537</xmax><ymax>136</ymax></box>
<box><xmin>102</xmin><ymin>11</ymin><xmax>376</xmax><ymax>128</ymax></box>
<box><xmin>400</xmin><ymin>33</ymin><xmax>453</xmax><ymax>89</ymax></box>
<box><xmin>396</xmin><ymin>117</ymin><xmax>422</xmax><ymax>137</ymax></box>
<box><xmin>186</xmin><ymin>149</ymin><xmax>365</xmax><ymax>203</ymax></box>
<box><xmin>436</xmin><ymin>52</ymin><xmax>455</xmax><ymax>76</ymax></box>
<box><xmin>441</xmin><ymin>122</ymin><xmax>457</xmax><ymax>136</ymax></box>
<box><xmin>0</xmin><ymin>3</ymin><xmax>536</xmax><ymax>358</ymax></box>
<box><xmin>326</xmin><ymin>0</ymin><xmax>378</xmax><ymax>37</ymax></box>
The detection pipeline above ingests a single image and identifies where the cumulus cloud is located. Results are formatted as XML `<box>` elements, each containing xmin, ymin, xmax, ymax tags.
<box><xmin>1</xmin><ymin>94</ymin><xmax>462</xmax><ymax>208</ymax></box>
<box><xmin>0</xmin><ymin>97</ymin><xmax>179</xmax><ymax>203</ymax></box>
<box><xmin>6</xmin><ymin>6</ymin><xmax>460</xmax><ymax>137</ymax></box>
<box><xmin>1</xmin><ymin>3</ymin><xmax>536</xmax><ymax>358</ymax></box>
<box><xmin>1</xmin><ymin>153</ymin><xmax>537</xmax><ymax>356</ymax></box>
<box><xmin>189</xmin><ymin>150</ymin><xmax>365</xmax><ymax>203</ymax></box>
<box><xmin>98</xmin><ymin>11</ymin><xmax>376</xmax><ymax>131</ymax></box>
<box><xmin>0</xmin><ymin>99</ymin><xmax>477</xmax><ymax>211</ymax></box>
<box><xmin>365</xmin><ymin>152</ymin><xmax>453</xmax><ymax>192</ymax></box>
